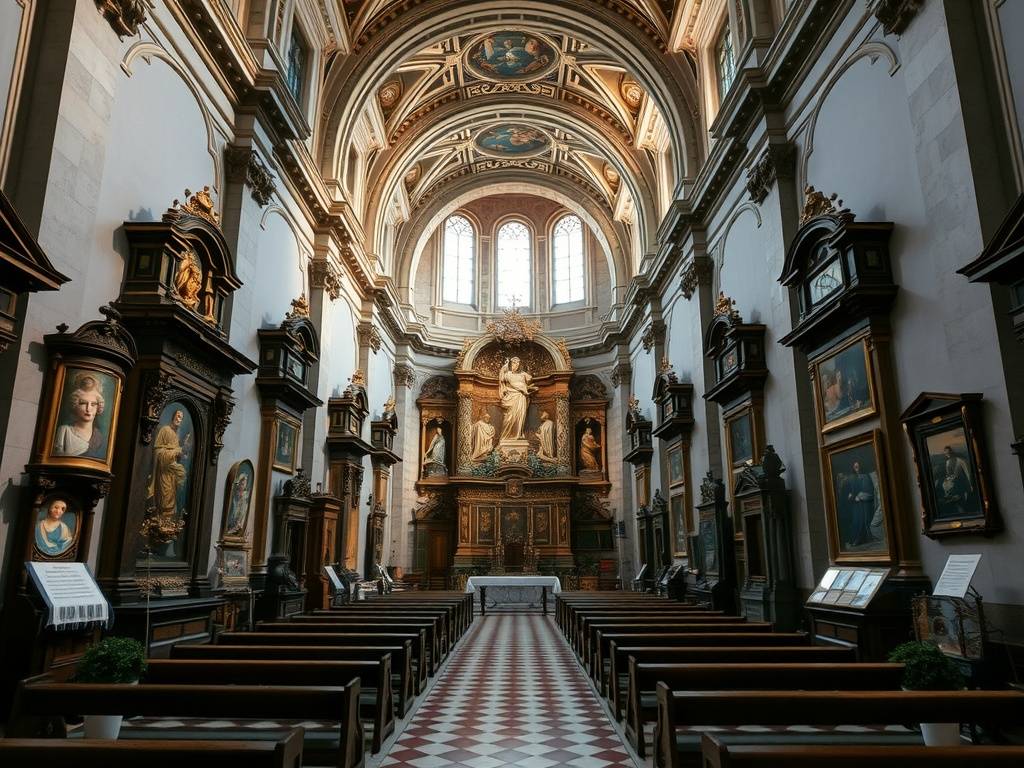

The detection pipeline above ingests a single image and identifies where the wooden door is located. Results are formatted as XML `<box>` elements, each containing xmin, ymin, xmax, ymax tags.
<box><xmin>426</xmin><ymin>530</ymin><xmax>450</xmax><ymax>590</ymax></box>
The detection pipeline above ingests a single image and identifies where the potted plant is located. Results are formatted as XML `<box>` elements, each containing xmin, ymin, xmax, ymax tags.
<box><xmin>888</xmin><ymin>640</ymin><xmax>966</xmax><ymax>746</ymax></box>
<box><xmin>577</xmin><ymin>555</ymin><xmax>600</xmax><ymax>591</ymax></box>
<box><xmin>74</xmin><ymin>636</ymin><xmax>147</xmax><ymax>739</ymax></box>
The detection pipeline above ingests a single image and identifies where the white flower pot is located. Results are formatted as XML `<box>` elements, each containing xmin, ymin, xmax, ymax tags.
<box><xmin>83</xmin><ymin>714</ymin><xmax>123</xmax><ymax>740</ymax></box>
<box><xmin>920</xmin><ymin>721</ymin><xmax>960</xmax><ymax>746</ymax></box>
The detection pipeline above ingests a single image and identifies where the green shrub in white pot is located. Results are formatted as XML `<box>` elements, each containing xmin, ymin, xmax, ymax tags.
<box><xmin>74</xmin><ymin>636</ymin><xmax>147</xmax><ymax>739</ymax></box>
<box><xmin>888</xmin><ymin>640</ymin><xmax>967</xmax><ymax>746</ymax></box>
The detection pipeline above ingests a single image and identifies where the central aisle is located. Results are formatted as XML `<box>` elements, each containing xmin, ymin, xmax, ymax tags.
<box><xmin>379</xmin><ymin>613</ymin><xmax>639</xmax><ymax>768</ymax></box>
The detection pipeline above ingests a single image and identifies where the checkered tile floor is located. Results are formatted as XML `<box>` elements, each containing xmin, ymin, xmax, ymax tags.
<box><xmin>379</xmin><ymin>614</ymin><xmax>638</xmax><ymax>768</ymax></box>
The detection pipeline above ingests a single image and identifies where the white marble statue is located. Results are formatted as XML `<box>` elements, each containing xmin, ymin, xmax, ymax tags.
<box><xmin>498</xmin><ymin>356</ymin><xmax>536</xmax><ymax>442</ymax></box>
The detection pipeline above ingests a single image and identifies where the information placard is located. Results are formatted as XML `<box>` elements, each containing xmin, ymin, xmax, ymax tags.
<box><xmin>25</xmin><ymin>561</ymin><xmax>110</xmax><ymax>630</ymax></box>
<box><xmin>932</xmin><ymin>554</ymin><xmax>981</xmax><ymax>599</ymax></box>
<box><xmin>324</xmin><ymin>564</ymin><xmax>343</xmax><ymax>592</ymax></box>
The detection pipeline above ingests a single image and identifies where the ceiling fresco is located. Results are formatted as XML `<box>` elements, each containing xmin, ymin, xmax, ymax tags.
<box><xmin>474</xmin><ymin>125</ymin><xmax>551</xmax><ymax>158</ymax></box>
<box><xmin>464</xmin><ymin>31</ymin><xmax>560</xmax><ymax>82</ymax></box>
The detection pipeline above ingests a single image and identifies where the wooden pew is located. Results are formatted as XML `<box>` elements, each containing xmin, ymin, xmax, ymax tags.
<box><xmin>624</xmin><ymin>663</ymin><xmax>904</xmax><ymax>757</ymax></box>
<box><xmin>655</xmin><ymin>688</ymin><xmax>1024</xmax><ymax>768</ymax></box>
<box><xmin>586</xmin><ymin>622</ymin><xmax>770</xmax><ymax>673</ymax></box>
<box><xmin>9</xmin><ymin>680</ymin><xmax>364</xmax><ymax>768</ymax></box>
<box><xmin>555</xmin><ymin>594</ymin><xmax>690</xmax><ymax>626</ymax></box>
<box><xmin>573</xmin><ymin>612</ymin><xmax>737</xmax><ymax>654</ymax></box>
<box><xmin>606</xmin><ymin>644</ymin><xmax>856</xmax><ymax>716</ymax></box>
<box><xmin>218</xmin><ymin>631</ymin><xmax>429</xmax><ymax>694</ymax></box>
<box><xmin>359</xmin><ymin>593</ymin><xmax>474</xmax><ymax>633</ymax></box>
<box><xmin>0</xmin><ymin>733</ymin><xmax>304</xmax><ymax>768</ymax></box>
<box><xmin>311</xmin><ymin>605</ymin><xmax>459</xmax><ymax>642</ymax></box>
<box><xmin>593</xmin><ymin>631</ymin><xmax>806</xmax><ymax>691</ymax></box>
<box><xmin>699</xmin><ymin>734</ymin><xmax>1024</xmax><ymax>768</ymax></box>
<box><xmin>258</xmin><ymin>619</ymin><xmax>443</xmax><ymax>674</ymax></box>
<box><xmin>292</xmin><ymin>612</ymin><xmax>451</xmax><ymax>656</ymax></box>
<box><xmin>146</xmin><ymin>657</ymin><xmax>393</xmax><ymax>754</ymax></box>
<box><xmin>172</xmin><ymin>642</ymin><xmax>415</xmax><ymax>717</ymax></box>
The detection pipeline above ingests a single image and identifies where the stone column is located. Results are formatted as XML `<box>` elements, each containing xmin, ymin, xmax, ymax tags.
<box><xmin>389</xmin><ymin>359</ymin><xmax>417</xmax><ymax>575</ymax></box>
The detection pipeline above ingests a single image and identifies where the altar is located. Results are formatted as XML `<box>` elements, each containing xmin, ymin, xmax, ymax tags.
<box><xmin>465</xmin><ymin>575</ymin><xmax>562</xmax><ymax>615</ymax></box>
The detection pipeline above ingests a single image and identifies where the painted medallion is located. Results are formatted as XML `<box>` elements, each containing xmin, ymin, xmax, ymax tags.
<box><xmin>465</xmin><ymin>31</ymin><xmax>559</xmax><ymax>82</ymax></box>
<box><xmin>475</xmin><ymin>124</ymin><xmax>550</xmax><ymax>158</ymax></box>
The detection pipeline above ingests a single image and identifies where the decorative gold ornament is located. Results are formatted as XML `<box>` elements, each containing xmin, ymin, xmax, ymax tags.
<box><xmin>555</xmin><ymin>337</ymin><xmax>572</xmax><ymax>368</ymax></box>
<box><xmin>349</xmin><ymin>369</ymin><xmax>366</xmax><ymax>389</ymax></box>
<box><xmin>714</xmin><ymin>291</ymin><xmax>740</xmax><ymax>320</ymax></box>
<box><xmin>455</xmin><ymin>338</ymin><xmax>473</xmax><ymax>369</ymax></box>
<box><xmin>173</xmin><ymin>249</ymin><xmax>203</xmax><ymax>311</ymax></box>
<box><xmin>140</xmin><ymin>511</ymin><xmax>186</xmax><ymax>548</ymax></box>
<box><xmin>799</xmin><ymin>185</ymin><xmax>852</xmax><ymax>224</ymax></box>
<box><xmin>287</xmin><ymin>293</ymin><xmax>310</xmax><ymax>319</ymax></box>
<box><xmin>627</xmin><ymin>393</ymin><xmax>642</xmax><ymax>417</ymax></box>
<box><xmin>659</xmin><ymin>356</ymin><xmax>678</xmax><ymax>382</ymax></box>
<box><xmin>383</xmin><ymin>395</ymin><xmax>396</xmax><ymax>415</ymax></box>
<box><xmin>485</xmin><ymin>306</ymin><xmax>542</xmax><ymax>344</ymax></box>
<box><xmin>173</xmin><ymin>186</ymin><xmax>220</xmax><ymax>226</ymax></box>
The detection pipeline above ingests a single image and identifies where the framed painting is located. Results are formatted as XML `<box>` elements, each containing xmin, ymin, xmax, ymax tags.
<box><xmin>273</xmin><ymin>418</ymin><xmax>299</xmax><ymax>473</ymax></box>
<box><xmin>39</xmin><ymin>363</ymin><xmax>123</xmax><ymax>470</ymax></box>
<box><xmin>32</xmin><ymin>493</ymin><xmax>82</xmax><ymax>561</ymax></box>
<box><xmin>221</xmin><ymin>459</ymin><xmax>254</xmax><ymax>541</ymax></box>
<box><xmin>668</xmin><ymin>443</ymin><xmax>685</xmax><ymax>487</ymax></box>
<box><xmin>670</xmin><ymin>492</ymin><xmax>688</xmax><ymax>555</ymax></box>
<box><xmin>823</xmin><ymin>430</ymin><xmax>892</xmax><ymax>561</ymax></box>
<box><xmin>219</xmin><ymin>547</ymin><xmax>249</xmax><ymax>590</ymax></box>
<box><xmin>901</xmin><ymin>393</ymin><xmax>998</xmax><ymax>537</ymax></box>
<box><xmin>143</xmin><ymin>402</ymin><xmax>197</xmax><ymax>562</ymax></box>
<box><xmin>813</xmin><ymin>336</ymin><xmax>876</xmax><ymax>432</ymax></box>
<box><xmin>726</xmin><ymin>411</ymin><xmax>754</xmax><ymax>467</ymax></box>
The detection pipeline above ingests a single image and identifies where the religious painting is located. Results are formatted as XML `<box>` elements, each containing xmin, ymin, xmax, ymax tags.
<box><xmin>727</xmin><ymin>411</ymin><xmax>754</xmax><ymax>466</ymax></box>
<box><xmin>475</xmin><ymin>124</ymin><xmax>550</xmax><ymax>158</ymax></box>
<box><xmin>576</xmin><ymin>418</ymin><xmax>603</xmax><ymax>477</ymax></box>
<box><xmin>273</xmin><ymin>418</ymin><xmax>299</xmax><ymax>473</ymax></box>
<box><xmin>824</xmin><ymin>431</ymin><xmax>890</xmax><ymax>559</ymax></box>
<box><xmin>32</xmin><ymin>493</ymin><xmax>81</xmax><ymax>560</ymax></box>
<box><xmin>670</xmin><ymin>492</ymin><xmax>687</xmax><ymax>555</ymax></box>
<box><xmin>221</xmin><ymin>459</ymin><xmax>254</xmax><ymax>540</ymax></box>
<box><xmin>478</xmin><ymin>507</ymin><xmax>495</xmax><ymax>545</ymax></box>
<box><xmin>903</xmin><ymin>398</ymin><xmax>994</xmax><ymax>538</ymax></box>
<box><xmin>534</xmin><ymin>508</ymin><xmax>551</xmax><ymax>545</ymax></box>
<box><xmin>41</xmin><ymin>364</ymin><xmax>122</xmax><ymax>470</ymax></box>
<box><xmin>219</xmin><ymin>547</ymin><xmax>248</xmax><ymax>589</ymax></box>
<box><xmin>144</xmin><ymin>402</ymin><xmax>196</xmax><ymax>562</ymax></box>
<box><xmin>699</xmin><ymin>513</ymin><xmax>719</xmax><ymax>575</ymax></box>
<box><xmin>422</xmin><ymin>418</ymin><xmax>451</xmax><ymax>478</ymax></box>
<box><xmin>668</xmin><ymin>443</ymin><xmax>685</xmax><ymax>486</ymax></box>
<box><xmin>814</xmin><ymin>337</ymin><xmax>875</xmax><ymax>432</ymax></box>
<box><xmin>465</xmin><ymin>31</ymin><xmax>559</xmax><ymax>82</ymax></box>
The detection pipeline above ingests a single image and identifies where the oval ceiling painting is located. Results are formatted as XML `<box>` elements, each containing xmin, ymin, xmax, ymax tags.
<box><xmin>465</xmin><ymin>31</ymin><xmax>559</xmax><ymax>82</ymax></box>
<box><xmin>475</xmin><ymin>124</ymin><xmax>551</xmax><ymax>158</ymax></box>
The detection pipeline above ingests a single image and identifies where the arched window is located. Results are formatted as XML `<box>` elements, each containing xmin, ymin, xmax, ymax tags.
<box><xmin>496</xmin><ymin>221</ymin><xmax>531</xmax><ymax>308</ymax></box>
<box><xmin>716</xmin><ymin>25</ymin><xmax>736</xmax><ymax>101</ymax></box>
<box><xmin>552</xmin><ymin>215</ymin><xmax>585</xmax><ymax>304</ymax></box>
<box><xmin>442</xmin><ymin>215</ymin><xmax>475</xmax><ymax>304</ymax></box>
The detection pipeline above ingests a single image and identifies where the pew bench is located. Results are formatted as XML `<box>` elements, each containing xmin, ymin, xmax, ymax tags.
<box><xmin>624</xmin><ymin>663</ymin><xmax>904</xmax><ymax>758</ymax></box>
<box><xmin>9</xmin><ymin>680</ymin><xmax>364</xmax><ymax>768</ymax></box>
<box><xmin>574</xmin><ymin>614</ymin><xmax>742</xmax><ymax>657</ymax></box>
<box><xmin>654</xmin><ymin>688</ymin><xmax>1024</xmax><ymax>768</ymax></box>
<box><xmin>146</xmin><ymin>657</ymin><xmax>393</xmax><ymax>754</ymax></box>
<box><xmin>0</xmin><ymin>733</ymin><xmax>304</xmax><ymax>768</ymax></box>
<box><xmin>172</xmin><ymin>642</ymin><xmax>415</xmax><ymax>717</ymax></box>
<box><xmin>699</xmin><ymin>733</ymin><xmax>1024</xmax><ymax>768</ymax></box>
<box><xmin>606</xmin><ymin>644</ymin><xmax>856</xmax><ymax>716</ymax></box>
<box><xmin>292</xmin><ymin>612</ymin><xmax>451</xmax><ymax>657</ymax></box>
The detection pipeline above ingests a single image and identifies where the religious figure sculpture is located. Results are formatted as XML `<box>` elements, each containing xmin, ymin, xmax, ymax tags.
<box><xmin>470</xmin><ymin>412</ymin><xmax>496</xmax><ymax>461</ymax></box>
<box><xmin>148</xmin><ymin>409</ymin><xmax>190</xmax><ymax>522</ymax></box>
<box><xmin>498</xmin><ymin>356</ymin><xmax>536</xmax><ymax>442</ymax></box>
<box><xmin>535</xmin><ymin>409</ymin><xmax>556</xmax><ymax>462</ymax></box>
<box><xmin>174</xmin><ymin>250</ymin><xmax>203</xmax><ymax>311</ymax></box>
<box><xmin>579</xmin><ymin>426</ymin><xmax>602</xmax><ymax>472</ymax></box>
<box><xmin>423</xmin><ymin>425</ymin><xmax>447</xmax><ymax>475</ymax></box>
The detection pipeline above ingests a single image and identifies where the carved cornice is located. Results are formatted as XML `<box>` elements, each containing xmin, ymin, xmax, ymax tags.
<box><xmin>680</xmin><ymin>256</ymin><xmax>713</xmax><ymax>300</ymax></box>
<box><xmin>357</xmin><ymin>322</ymin><xmax>383</xmax><ymax>354</ymax></box>
<box><xmin>309</xmin><ymin>257</ymin><xmax>342</xmax><ymax>300</ymax></box>
<box><xmin>95</xmin><ymin>0</ymin><xmax>146</xmax><ymax>38</ymax></box>
<box><xmin>746</xmin><ymin>143</ymin><xmax>796</xmax><ymax>204</ymax></box>
<box><xmin>640</xmin><ymin>321</ymin><xmax>665</xmax><ymax>354</ymax></box>
<box><xmin>868</xmin><ymin>0</ymin><xmax>925</xmax><ymax>36</ymax></box>
<box><xmin>610</xmin><ymin>362</ymin><xmax>632</xmax><ymax>389</ymax></box>
<box><xmin>225</xmin><ymin>147</ymin><xmax>277</xmax><ymax>207</ymax></box>
<box><xmin>393</xmin><ymin>363</ymin><xmax>416</xmax><ymax>389</ymax></box>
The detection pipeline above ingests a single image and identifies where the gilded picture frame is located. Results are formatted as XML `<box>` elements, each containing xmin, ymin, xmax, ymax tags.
<box><xmin>813</xmin><ymin>335</ymin><xmax>877</xmax><ymax>433</ymax></box>
<box><xmin>221</xmin><ymin>459</ymin><xmax>254</xmax><ymax>542</ymax></box>
<box><xmin>273</xmin><ymin>418</ymin><xmax>299</xmax><ymax>473</ymax></box>
<box><xmin>822</xmin><ymin>430</ymin><xmax>893</xmax><ymax>563</ymax></box>
<box><xmin>31</xmin><ymin>492</ymin><xmax>82</xmax><ymax>561</ymax></box>
<box><xmin>38</xmin><ymin>361</ymin><xmax>123</xmax><ymax>471</ymax></box>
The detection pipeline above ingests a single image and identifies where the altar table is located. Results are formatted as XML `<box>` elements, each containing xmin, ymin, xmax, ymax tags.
<box><xmin>464</xmin><ymin>576</ymin><xmax>562</xmax><ymax>615</ymax></box>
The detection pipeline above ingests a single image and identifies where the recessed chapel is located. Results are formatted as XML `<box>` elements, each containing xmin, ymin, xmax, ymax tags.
<box><xmin>0</xmin><ymin>0</ymin><xmax>1023</xmax><ymax>764</ymax></box>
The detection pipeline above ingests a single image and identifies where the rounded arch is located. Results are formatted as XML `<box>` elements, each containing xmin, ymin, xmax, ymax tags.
<box><xmin>457</xmin><ymin>332</ymin><xmax>573</xmax><ymax>374</ymax></box>
<box><xmin>260</xmin><ymin>205</ymin><xmax>310</xmax><ymax>294</ymax></box>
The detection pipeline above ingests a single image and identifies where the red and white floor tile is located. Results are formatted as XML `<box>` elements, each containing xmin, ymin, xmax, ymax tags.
<box><xmin>378</xmin><ymin>614</ymin><xmax>639</xmax><ymax>768</ymax></box>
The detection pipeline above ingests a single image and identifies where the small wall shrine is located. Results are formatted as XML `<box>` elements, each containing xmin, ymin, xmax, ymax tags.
<box><xmin>412</xmin><ymin>309</ymin><xmax>614</xmax><ymax>585</ymax></box>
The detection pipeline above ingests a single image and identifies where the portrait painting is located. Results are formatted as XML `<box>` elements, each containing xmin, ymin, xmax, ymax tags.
<box><xmin>826</xmin><ymin>433</ymin><xmax>890</xmax><ymax>558</ymax></box>
<box><xmin>671</xmin><ymin>493</ymin><xmax>687</xmax><ymax>554</ymax></box>
<box><xmin>475</xmin><ymin>124</ymin><xmax>550</xmax><ymax>158</ymax></box>
<box><xmin>465</xmin><ymin>31</ymin><xmax>558</xmax><ymax>81</ymax></box>
<box><xmin>222</xmin><ymin>459</ymin><xmax>255</xmax><ymax>539</ymax></box>
<box><xmin>145</xmin><ymin>402</ymin><xmax>196</xmax><ymax>561</ymax></box>
<box><xmin>699</xmin><ymin>515</ymin><xmax>718</xmax><ymax>574</ymax></box>
<box><xmin>33</xmin><ymin>494</ymin><xmax>80</xmax><ymax>560</ymax></box>
<box><xmin>728</xmin><ymin>412</ymin><xmax>754</xmax><ymax>466</ymax></box>
<box><xmin>576</xmin><ymin>418</ymin><xmax>603</xmax><ymax>476</ymax></box>
<box><xmin>273</xmin><ymin>419</ymin><xmax>299</xmax><ymax>473</ymax></box>
<box><xmin>923</xmin><ymin>426</ymin><xmax>983</xmax><ymax>522</ymax></box>
<box><xmin>815</xmin><ymin>338</ymin><xmax>875</xmax><ymax>430</ymax></box>
<box><xmin>668</xmin><ymin>443</ymin><xmax>685</xmax><ymax>486</ymax></box>
<box><xmin>45</xmin><ymin>365</ymin><xmax>122</xmax><ymax>468</ymax></box>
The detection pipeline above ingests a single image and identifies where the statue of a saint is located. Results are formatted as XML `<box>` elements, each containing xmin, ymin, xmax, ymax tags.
<box><xmin>470</xmin><ymin>413</ymin><xmax>496</xmax><ymax>461</ymax></box>
<box><xmin>174</xmin><ymin>250</ymin><xmax>203</xmax><ymax>311</ymax></box>
<box><xmin>535</xmin><ymin>410</ymin><xmax>556</xmax><ymax>462</ymax></box>
<box><xmin>498</xmin><ymin>356</ymin><xmax>535</xmax><ymax>442</ymax></box>
<box><xmin>423</xmin><ymin>425</ymin><xmax>447</xmax><ymax>474</ymax></box>
<box><xmin>579</xmin><ymin>426</ymin><xmax>602</xmax><ymax>471</ymax></box>
<box><xmin>148</xmin><ymin>409</ymin><xmax>190</xmax><ymax>520</ymax></box>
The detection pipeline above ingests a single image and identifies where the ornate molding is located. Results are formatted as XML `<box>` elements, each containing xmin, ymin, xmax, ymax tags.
<box><xmin>800</xmin><ymin>185</ymin><xmax>854</xmax><ymax>225</ymax></box>
<box><xmin>393</xmin><ymin>363</ymin><xmax>416</xmax><ymax>389</ymax></box>
<box><xmin>172</xmin><ymin>186</ymin><xmax>220</xmax><ymax>226</ymax></box>
<box><xmin>225</xmin><ymin>147</ymin><xmax>277</xmax><ymax>207</ymax></box>
<box><xmin>746</xmin><ymin>143</ymin><xmax>796</xmax><ymax>204</ymax></box>
<box><xmin>485</xmin><ymin>306</ymin><xmax>543</xmax><ymax>344</ymax></box>
<box><xmin>680</xmin><ymin>256</ymin><xmax>712</xmax><ymax>300</ymax></box>
<box><xmin>212</xmin><ymin>393</ymin><xmax>235</xmax><ymax>462</ymax></box>
<box><xmin>140</xmin><ymin>370</ymin><xmax>172</xmax><ymax>446</ymax></box>
<box><xmin>95</xmin><ymin>0</ymin><xmax>146</xmax><ymax>38</ymax></box>
<box><xmin>714</xmin><ymin>291</ymin><xmax>741</xmax><ymax>322</ymax></box>
<box><xmin>867</xmin><ymin>0</ymin><xmax>925</xmax><ymax>36</ymax></box>
<box><xmin>309</xmin><ymin>257</ymin><xmax>342</xmax><ymax>300</ymax></box>
<box><xmin>610</xmin><ymin>362</ymin><xmax>631</xmax><ymax>389</ymax></box>
<box><xmin>640</xmin><ymin>321</ymin><xmax>665</xmax><ymax>354</ymax></box>
<box><xmin>358</xmin><ymin>322</ymin><xmax>383</xmax><ymax>354</ymax></box>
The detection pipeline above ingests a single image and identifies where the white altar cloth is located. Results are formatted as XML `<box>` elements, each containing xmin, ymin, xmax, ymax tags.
<box><xmin>464</xmin><ymin>576</ymin><xmax>562</xmax><ymax>594</ymax></box>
